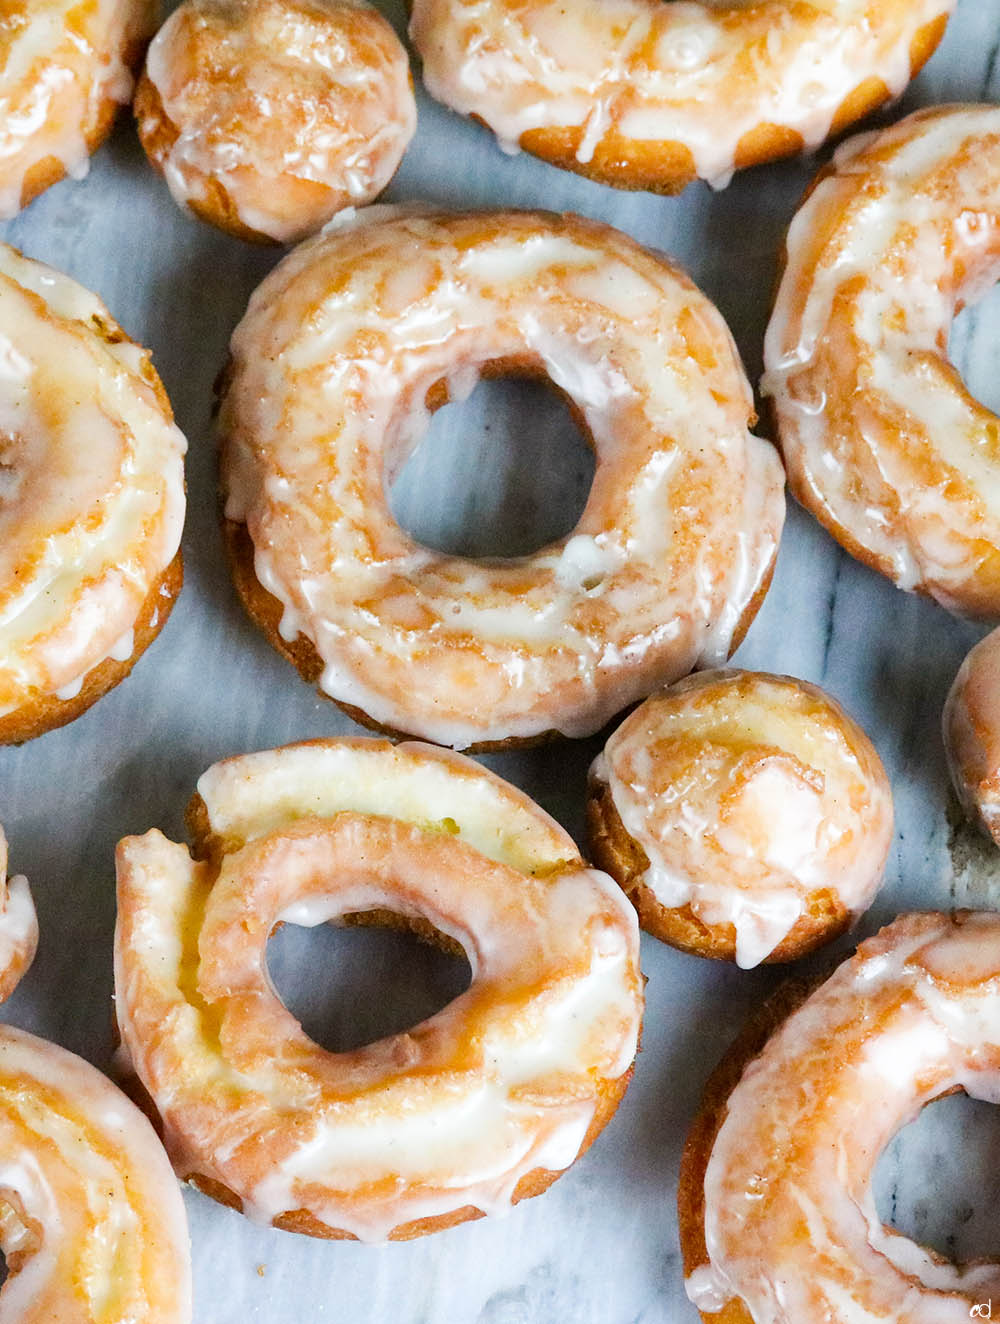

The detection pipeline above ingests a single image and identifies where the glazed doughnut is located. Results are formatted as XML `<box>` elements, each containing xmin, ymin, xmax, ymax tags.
<box><xmin>134</xmin><ymin>0</ymin><xmax>416</xmax><ymax>244</ymax></box>
<box><xmin>409</xmin><ymin>0</ymin><xmax>951</xmax><ymax>194</ymax></box>
<box><xmin>0</xmin><ymin>829</ymin><xmax>37</xmax><ymax>1003</ymax></box>
<box><xmin>763</xmin><ymin>104</ymin><xmax>1000</xmax><ymax>618</ymax></box>
<box><xmin>943</xmin><ymin>626</ymin><xmax>1000</xmax><ymax>844</ymax></box>
<box><xmin>587</xmin><ymin>670</ymin><xmax>893</xmax><ymax>968</ymax></box>
<box><xmin>219</xmin><ymin>208</ymin><xmax>785</xmax><ymax>751</ymax></box>
<box><xmin>0</xmin><ymin>0</ymin><xmax>154</xmax><ymax>216</ymax></box>
<box><xmin>114</xmin><ymin>738</ymin><xmax>643</xmax><ymax>1242</ymax></box>
<box><xmin>0</xmin><ymin>243</ymin><xmax>186</xmax><ymax>745</ymax></box>
<box><xmin>680</xmin><ymin>911</ymin><xmax>1000</xmax><ymax>1322</ymax></box>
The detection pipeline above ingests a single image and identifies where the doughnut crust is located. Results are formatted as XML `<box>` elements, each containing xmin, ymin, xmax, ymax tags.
<box><xmin>943</xmin><ymin>626</ymin><xmax>1000</xmax><ymax>845</ymax></box>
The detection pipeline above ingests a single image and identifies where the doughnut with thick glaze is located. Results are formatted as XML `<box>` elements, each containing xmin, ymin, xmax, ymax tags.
<box><xmin>0</xmin><ymin>243</ymin><xmax>186</xmax><ymax>745</ymax></box>
<box><xmin>763</xmin><ymin>104</ymin><xmax>1000</xmax><ymax>618</ymax></box>
<box><xmin>0</xmin><ymin>0</ymin><xmax>155</xmax><ymax>216</ymax></box>
<box><xmin>409</xmin><ymin>0</ymin><xmax>951</xmax><ymax>195</ymax></box>
<box><xmin>135</xmin><ymin>0</ymin><xmax>416</xmax><ymax>244</ymax></box>
<box><xmin>943</xmin><ymin>626</ymin><xmax>1000</xmax><ymax>844</ymax></box>
<box><xmin>0</xmin><ymin>829</ymin><xmax>37</xmax><ymax>1003</ymax></box>
<box><xmin>679</xmin><ymin>911</ymin><xmax>1000</xmax><ymax>1322</ymax></box>
<box><xmin>219</xmin><ymin>208</ymin><xmax>785</xmax><ymax>751</ymax></box>
<box><xmin>587</xmin><ymin>670</ymin><xmax>893</xmax><ymax>968</ymax></box>
<box><xmin>114</xmin><ymin>738</ymin><xmax>643</xmax><ymax>1242</ymax></box>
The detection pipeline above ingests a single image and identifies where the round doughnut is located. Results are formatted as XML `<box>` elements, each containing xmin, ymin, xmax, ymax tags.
<box><xmin>679</xmin><ymin>911</ymin><xmax>1000</xmax><ymax>1322</ymax></box>
<box><xmin>114</xmin><ymin>738</ymin><xmax>643</xmax><ymax>1242</ymax></box>
<box><xmin>219</xmin><ymin>207</ymin><xmax>785</xmax><ymax>751</ymax></box>
<box><xmin>134</xmin><ymin>0</ymin><xmax>416</xmax><ymax>244</ymax></box>
<box><xmin>408</xmin><ymin>0</ymin><xmax>951</xmax><ymax>195</ymax></box>
<box><xmin>0</xmin><ymin>243</ymin><xmax>186</xmax><ymax>746</ymax></box>
<box><xmin>0</xmin><ymin>0</ymin><xmax>154</xmax><ymax>217</ymax></box>
<box><xmin>943</xmin><ymin>626</ymin><xmax>1000</xmax><ymax>844</ymax></box>
<box><xmin>587</xmin><ymin>670</ymin><xmax>893</xmax><ymax>968</ymax></box>
<box><xmin>0</xmin><ymin>828</ymin><xmax>38</xmax><ymax>1003</ymax></box>
<box><xmin>763</xmin><ymin>104</ymin><xmax>1000</xmax><ymax>618</ymax></box>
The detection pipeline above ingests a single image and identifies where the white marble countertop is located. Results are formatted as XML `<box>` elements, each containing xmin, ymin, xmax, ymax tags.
<box><xmin>4</xmin><ymin>2</ymin><xmax>1000</xmax><ymax>1320</ymax></box>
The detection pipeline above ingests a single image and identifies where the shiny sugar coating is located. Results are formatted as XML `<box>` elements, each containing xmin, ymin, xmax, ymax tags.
<box><xmin>944</xmin><ymin>626</ymin><xmax>1000</xmax><ymax>844</ymax></box>
<box><xmin>0</xmin><ymin>828</ymin><xmax>37</xmax><ymax>1004</ymax></box>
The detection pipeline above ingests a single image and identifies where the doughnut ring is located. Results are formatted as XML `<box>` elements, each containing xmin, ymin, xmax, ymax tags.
<box><xmin>944</xmin><ymin>626</ymin><xmax>1000</xmax><ymax>844</ymax></box>
<box><xmin>587</xmin><ymin>670</ymin><xmax>893</xmax><ymax>968</ymax></box>
<box><xmin>0</xmin><ymin>0</ymin><xmax>154</xmax><ymax>217</ymax></box>
<box><xmin>763</xmin><ymin>104</ymin><xmax>1000</xmax><ymax>618</ymax></box>
<box><xmin>680</xmin><ymin>910</ymin><xmax>1000</xmax><ymax>1322</ymax></box>
<box><xmin>0</xmin><ymin>243</ymin><xmax>186</xmax><ymax>745</ymax></box>
<box><xmin>135</xmin><ymin>0</ymin><xmax>416</xmax><ymax>244</ymax></box>
<box><xmin>409</xmin><ymin>0</ymin><xmax>951</xmax><ymax>194</ymax></box>
<box><xmin>114</xmin><ymin>738</ymin><xmax>643</xmax><ymax>1242</ymax></box>
<box><xmin>0</xmin><ymin>829</ymin><xmax>37</xmax><ymax>1003</ymax></box>
<box><xmin>219</xmin><ymin>208</ymin><xmax>785</xmax><ymax>751</ymax></box>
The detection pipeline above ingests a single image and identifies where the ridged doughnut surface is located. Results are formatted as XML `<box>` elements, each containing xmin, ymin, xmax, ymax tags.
<box><xmin>0</xmin><ymin>244</ymin><xmax>186</xmax><ymax>744</ymax></box>
<box><xmin>219</xmin><ymin>208</ymin><xmax>784</xmax><ymax>749</ymax></box>
<box><xmin>763</xmin><ymin>104</ymin><xmax>1000</xmax><ymax>618</ymax></box>
<box><xmin>409</xmin><ymin>0</ymin><xmax>951</xmax><ymax>193</ymax></box>
<box><xmin>135</xmin><ymin>0</ymin><xmax>416</xmax><ymax>243</ymax></box>
<box><xmin>588</xmin><ymin>670</ymin><xmax>893</xmax><ymax>968</ymax></box>
<box><xmin>114</xmin><ymin>739</ymin><xmax>643</xmax><ymax>1242</ymax></box>
<box><xmin>680</xmin><ymin>911</ymin><xmax>1000</xmax><ymax>1323</ymax></box>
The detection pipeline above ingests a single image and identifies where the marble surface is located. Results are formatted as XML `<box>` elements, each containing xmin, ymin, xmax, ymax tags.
<box><xmin>4</xmin><ymin>2</ymin><xmax>1000</xmax><ymax>1320</ymax></box>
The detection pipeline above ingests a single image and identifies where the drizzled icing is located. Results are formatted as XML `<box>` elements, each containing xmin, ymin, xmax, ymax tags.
<box><xmin>0</xmin><ymin>0</ymin><xmax>153</xmax><ymax>217</ymax></box>
<box><xmin>0</xmin><ymin>244</ymin><xmax>186</xmax><ymax>718</ymax></box>
<box><xmin>762</xmin><ymin>104</ymin><xmax>1000</xmax><ymax>618</ymax></box>
<box><xmin>219</xmin><ymin>209</ymin><xmax>784</xmax><ymax>749</ymax></box>
<box><xmin>0</xmin><ymin>828</ymin><xmax>37</xmax><ymax>1003</ymax></box>
<box><xmin>114</xmin><ymin>739</ymin><xmax>643</xmax><ymax>1242</ymax></box>
<box><xmin>139</xmin><ymin>0</ymin><xmax>415</xmax><ymax>244</ymax></box>
<box><xmin>409</xmin><ymin>0</ymin><xmax>951</xmax><ymax>187</ymax></box>
<box><xmin>943</xmin><ymin>626</ymin><xmax>1000</xmax><ymax>843</ymax></box>
<box><xmin>687</xmin><ymin>912</ymin><xmax>1000</xmax><ymax>1322</ymax></box>
<box><xmin>0</xmin><ymin>1025</ymin><xmax>191</xmax><ymax>1322</ymax></box>
<box><xmin>593</xmin><ymin>671</ymin><xmax>893</xmax><ymax>967</ymax></box>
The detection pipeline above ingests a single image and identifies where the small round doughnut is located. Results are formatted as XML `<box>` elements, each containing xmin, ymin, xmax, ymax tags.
<box><xmin>0</xmin><ymin>0</ymin><xmax>154</xmax><ymax>217</ymax></box>
<box><xmin>134</xmin><ymin>0</ymin><xmax>416</xmax><ymax>244</ymax></box>
<box><xmin>679</xmin><ymin>911</ymin><xmax>1000</xmax><ymax>1322</ymax></box>
<box><xmin>114</xmin><ymin>738</ymin><xmax>643</xmax><ymax>1242</ymax></box>
<box><xmin>943</xmin><ymin>626</ymin><xmax>1000</xmax><ymax>844</ymax></box>
<box><xmin>587</xmin><ymin>670</ymin><xmax>893</xmax><ymax>968</ymax></box>
<box><xmin>763</xmin><ymin>104</ymin><xmax>1000</xmax><ymax>618</ymax></box>
<box><xmin>409</xmin><ymin>0</ymin><xmax>951</xmax><ymax>194</ymax></box>
<box><xmin>0</xmin><ymin>243</ymin><xmax>186</xmax><ymax>745</ymax></box>
<box><xmin>0</xmin><ymin>828</ymin><xmax>38</xmax><ymax>1002</ymax></box>
<box><xmin>219</xmin><ymin>207</ymin><xmax>785</xmax><ymax>751</ymax></box>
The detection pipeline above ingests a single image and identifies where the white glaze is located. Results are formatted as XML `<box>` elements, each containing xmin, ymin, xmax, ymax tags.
<box><xmin>0</xmin><ymin>245</ymin><xmax>186</xmax><ymax>718</ymax></box>
<box><xmin>943</xmin><ymin>625</ymin><xmax>1000</xmax><ymax>843</ymax></box>
<box><xmin>219</xmin><ymin>210</ymin><xmax>784</xmax><ymax>748</ymax></box>
<box><xmin>409</xmin><ymin>0</ymin><xmax>951</xmax><ymax>188</ymax></box>
<box><xmin>0</xmin><ymin>829</ymin><xmax>36</xmax><ymax>1002</ymax></box>
<box><xmin>114</xmin><ymin>740</ymin><xmax>643</xmax><ymax>1242</ymax></box>
<box><xmin>688</xmin><ymin>912</ymin><xmax>1000</xmax><ymax>1322</ymax></box>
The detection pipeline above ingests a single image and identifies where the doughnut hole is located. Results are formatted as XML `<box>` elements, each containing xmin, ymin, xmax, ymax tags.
<box><xmin>873</xmin><ymin>1090</ymin><xmax>1000</xmax><ymax>1264</ymax></box>
<box><xmin>388</xmin><ymin>369</ymin><xmax>595</xmax><ymax>558</ymax></box>
<box><xmin>949</xmin><ymin>280</ymin><xmax>1000</xmax><ymax>417</ymax></box>
<box><xmin>0</xmin><ymin>1194</ymin><xmax>40</xmax><ymax>1284</ymax></box>
<box><xmin>266</xmin><ymin>913</ymin><xmax>472</xmax><ymax>1054</ymax></box>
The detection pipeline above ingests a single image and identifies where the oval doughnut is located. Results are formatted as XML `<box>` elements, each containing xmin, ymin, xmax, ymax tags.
<box><xmin>409</xmin><ymin>0</ymin><xmax>951</xmax><ymax>194</ymax></box>
<box><xmin>135</xmin><ymin>0</ymin><xmax>416</xmax><ymax>244</ymax></box>
<box><xmin>114</xmin><ymin>738</ymin><xmax>643</xmax><ymax>1242</ymax></box>
<box><xmin>0</xmin><ymin>829</ymin><xmax>37</xmax><ymax>1003</ymax></box>
<box><xmin>219</xmin><ymin>208</ymin><xmax>785</xmax><ymax>751</ymax></box>
<box><xmin>763</xmin><ymin>104</ymin><xmax>1000</xmax><ymax>618</ymax></box>
<box><xmin>680</xmin><ymin>911</ymin><xmax>1000</xmax><ymax>1323</ymax></box>
<box><xmin>943</xmin><ymin>626</ymin><xmax>1000</xmax><ymax>844</ymax></box>
<box><xmin>0</xmin><ymin>244</ymin><xmax>186</xmax><ymax>745</ymax></box>
<box><xmin>0</xmin><ymin>0</ymin><xmax>154</xmax><ymax>217</ymax></box>
<box><xmin>587</xmin><ymin>670</ymin><xmax>893</xmax><ymax>968</ymax></box>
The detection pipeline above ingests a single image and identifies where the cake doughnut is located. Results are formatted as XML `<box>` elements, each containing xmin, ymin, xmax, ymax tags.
<box><xmin>409</xmin><ymin>0</ymin><xmax>952</xmax><ymax>195</ymax></box>
<box><xmin>134</xmin><ymin>0</ymin><xmax>416</xmax><ymax>244</ymax></box>
<box><xmin>680</xmin><ymin>910</ymin><xmax>1000</xmax><ymax>1322</ymax></box>
<box><xmin>943</xmin><ymin>626</ymin><xmax>1000</xmax><ymax>844</ymax></box>
<box><xmin>114</xmin><ymin>738</ymin><xmax>643</xmax><ymax>1242</ymax></box>
<box><xmin>0</xmin><ymin>0</ymin><xmax>155</xmax><ymax>217</ymax></box>
<box><xmin>587</xmin><ymin>671</ymin><xmax>893</xmax><ymax>968</ymax></box>
<box><xmin>0</xmin><ymin>829</ymin><xmax>37</xmax><ymax>1003</ymax></box>
<box><xmin>763</xmin><ymin>104</ymin><xmax>1000</xmax><ymax>618</ymax></box>
<box><xmin>0</xmin><ymin>244</ymin><xmax>186</xmax><ymax>745</ymax></box>
<box><xmin>219</xmin><ymin>208</ymin><xmax>785</xmax><ymax>751</ymax></box>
